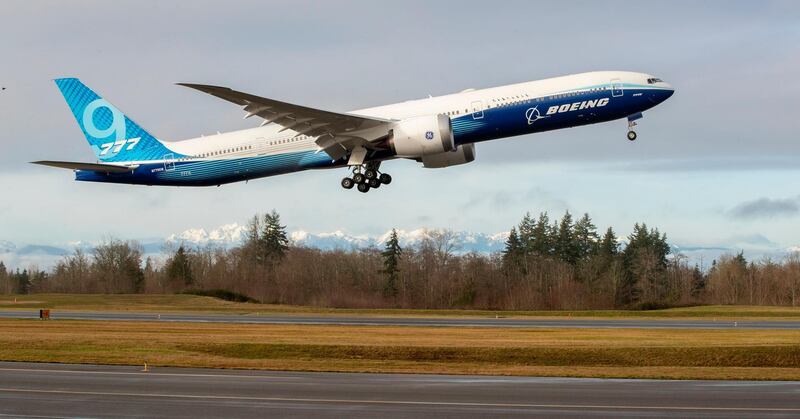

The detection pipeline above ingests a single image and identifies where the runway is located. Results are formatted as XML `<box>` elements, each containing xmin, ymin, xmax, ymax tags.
<box><xmin>0</xmin><ymin>362</ymin><xmax>798</xmax><ymax>418</ymax></box>
<box><xmin>1</xmin><ymin>309</ymin><xmax>800</xmax><ymax>329</ymax></box>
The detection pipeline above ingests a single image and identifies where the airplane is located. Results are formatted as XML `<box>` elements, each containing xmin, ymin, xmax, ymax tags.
<box><xmin>34</xmin><ymin>71</ymin><xmax>674</xmax><ymax>192</ymax></box>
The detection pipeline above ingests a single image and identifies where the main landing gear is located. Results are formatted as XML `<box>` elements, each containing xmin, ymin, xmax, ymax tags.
<box><xmin>341</xmin><ymin>162</ymin><xmax>392</xmax><ymax>193</ymax></box>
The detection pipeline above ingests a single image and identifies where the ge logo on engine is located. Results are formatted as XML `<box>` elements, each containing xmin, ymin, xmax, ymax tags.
<box><xmin>425</xmin><ymin>131</ymin><xmax>434</xmax><ymax>140</ymax></box>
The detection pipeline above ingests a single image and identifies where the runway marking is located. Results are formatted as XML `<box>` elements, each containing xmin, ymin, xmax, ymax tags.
<box><xmin>0</xmin><ymin>367</ymin><xmax>300</xmax><ymax>381</ymax></box>
<box><xmin>0</xmin><ymin>387</ymin><xmax>798</xmax><ymax>412</ymax></box>
<box><xmin>0</xmin><ymin>414</ymin><xmax>76</xmax><ymax>419</ymax></box>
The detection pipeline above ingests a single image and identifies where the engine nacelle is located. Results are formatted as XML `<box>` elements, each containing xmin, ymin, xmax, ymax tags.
<box><xmin>421</xmin><ymin>143</ymin><xmax>476</xmax><ymax>168</ymax></box>
<box><xmin>388</xmin><ymin>114</ymin><xmax>455</xmax><ymax>158</ymax></box>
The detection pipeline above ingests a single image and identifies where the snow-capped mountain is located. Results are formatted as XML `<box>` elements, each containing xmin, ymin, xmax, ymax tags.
<box><xmin>165</xmin><ymin>223</ymin><xmax>247</xmax><ymax>247</ymax></box>
<box><xmin>165</xmin><ymin>224</ymin><xmax>509</xmax><ymax>253</ymax></box>
<box><xmin>290</xmin><ymin>229</ymin><xmax>374</xmax><ymax>250</ymax></box>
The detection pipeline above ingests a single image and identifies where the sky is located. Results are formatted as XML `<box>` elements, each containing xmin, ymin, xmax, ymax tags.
<box><xmin>0</xmin><ymin>0</ymin><xmax>799</xmax><ymax>254</ymax></box>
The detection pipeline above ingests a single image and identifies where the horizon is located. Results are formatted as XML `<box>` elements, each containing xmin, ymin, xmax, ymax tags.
<box><xmin>2</xmin><ymin>210</ymin><xmax>796</xmax><ymax>271</ymax></box>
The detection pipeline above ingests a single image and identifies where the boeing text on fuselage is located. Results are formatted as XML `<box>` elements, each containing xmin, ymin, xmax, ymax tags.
<box><xmin>546</xmin><ymin>98</ymin><xmax>610</xmax><ymax>115</ymax></box>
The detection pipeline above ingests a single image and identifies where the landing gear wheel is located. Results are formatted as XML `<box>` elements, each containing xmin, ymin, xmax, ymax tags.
<box><xmin>357</xmin><ymin>183</ymin><xmax>370</xmax><ymax>193</ymax></box>
<box><xmin>379</xmin><ymin>173</ymin><xmax>392</xmax><ymax>185</ymax></box>
<box><xmin>627</xmin><ymin>131</ymin><xmax>637</xmax><ymax>141</ymax></box>
<box><xmin>364</xmin><ymin>169</ymin><xmax>378</xmax><ymax>180</ymax></box>
<box><xmin>341</xmin><ymin>177</ymin><xmax>355</xmax><ymax>189</ymax></box>
<box><xmin>353</xmin><ymin>173</ymin><xmax>366</xmax><ymax>184</ymax></box>
<box><xmin>368</xmin><ymin>178</ymin><xmax>381</xmax><ymax>188</ymax></box>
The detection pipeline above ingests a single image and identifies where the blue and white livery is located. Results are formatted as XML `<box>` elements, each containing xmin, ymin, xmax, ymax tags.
<box><xmin>35</xmin><ymin>71</ymin><xmax>674</xmax><ymax>192</ymax></box>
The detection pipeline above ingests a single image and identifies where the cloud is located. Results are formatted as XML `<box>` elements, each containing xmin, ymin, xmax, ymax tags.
<box><xmin>461</xmin><ymin>187</ymin><xmax>569</xmax><ymax>212</ymax></box>
<box><xmin>726</xmin><ymin>233</ymin><xmax>777</xmax><ymax>248</ymax></box>
<box><xmin>729</xmin><ymin>197</ymin><xmax>800</xmax><ymax>220</ymax></box>
<box><xmin>605</xmin><ymin>156</ymin><xmax>800</xmax><ymax>172</ymax></box>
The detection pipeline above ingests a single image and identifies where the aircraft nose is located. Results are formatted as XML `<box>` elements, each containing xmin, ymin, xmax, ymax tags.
<box><xmin>663</xmin><ymin>85</ymin><xmax>675</xmax><ymax>99</ymax></box>
<box><xmin>650</xmin><ymin>82</ymin><xmax>674</xmax><ymax>103</ymax></box>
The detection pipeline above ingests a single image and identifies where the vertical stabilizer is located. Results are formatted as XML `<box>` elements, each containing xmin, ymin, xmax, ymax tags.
<box><xmin>54</xmin><ymin>78</ymin><xmax>180</xmax><ymax>162</ymax></box>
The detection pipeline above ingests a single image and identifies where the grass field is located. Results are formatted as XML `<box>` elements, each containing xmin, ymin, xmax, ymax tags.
<box><xmin>2</xmin><ymin>318</ymin><xmax>800</xmax><ymax>380</ymax></box>
<box><xmin>3</xmin><ymin>294</ymin><xmax>800</xmax><ymax>320</ymax></box>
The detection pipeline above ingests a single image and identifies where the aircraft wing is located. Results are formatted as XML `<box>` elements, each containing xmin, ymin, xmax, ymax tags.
<box><xmin>31</xmin><ymin>160</ymin><xmax>138</xmax><ymax>173</ymax></box>
<box><xmin>178</xmin><ymin>83</ymin><xmax>393</xmax><ymax>160</ymax></box>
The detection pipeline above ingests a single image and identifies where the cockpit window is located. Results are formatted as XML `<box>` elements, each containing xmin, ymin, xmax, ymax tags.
<box><xmin>647</xmin><ymin>78</ymin><xmax>663</xmax><ymax>84</ymax></box>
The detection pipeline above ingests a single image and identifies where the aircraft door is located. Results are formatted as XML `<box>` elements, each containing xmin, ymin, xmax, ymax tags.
<box><xmin>471</xmin><ymin>100</ymin><xmax>484</xmax><ymax>120</ymax></box>
<box><xmin>163</xmin><ymin>153</ymin><xmax>176</xmax><ymax>172</ymax></box>
<box><xmin>611</xmin><ymin>78</ymin><xmax>623</xmax><ymax>97</ymax></box>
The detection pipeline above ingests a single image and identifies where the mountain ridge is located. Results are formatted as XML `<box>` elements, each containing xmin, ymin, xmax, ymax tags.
<box><xmin>1</xmin><ymin>224</ymin><xmax>797</xmax><ymax>270</ymax></box>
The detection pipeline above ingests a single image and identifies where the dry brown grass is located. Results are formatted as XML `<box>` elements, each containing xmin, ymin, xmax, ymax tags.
<box><xmin>2</xmin><ymin>319</ymin><xmax>800</xmax><ymax>380</ymax></box>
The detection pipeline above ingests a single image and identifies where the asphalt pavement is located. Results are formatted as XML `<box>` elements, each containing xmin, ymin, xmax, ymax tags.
<box><xmin>1</xmin><ymin>309</ymin><xmax>800</xmax><ymax>329</ymax></box>
<box><xmin>0</xmin><ymin>362</ymin><xmax>798</xmax><ymax>418</ymax></box>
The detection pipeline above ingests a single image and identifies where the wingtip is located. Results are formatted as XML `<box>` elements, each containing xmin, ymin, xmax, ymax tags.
<box><xmin>177</xmin><ymin>82</ymin><xmax>225</xmax><ymax>90</ymax></box>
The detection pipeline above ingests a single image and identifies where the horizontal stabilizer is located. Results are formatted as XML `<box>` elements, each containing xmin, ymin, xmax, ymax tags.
<box><xmin>31</xmin><ymin>160</ymin><xmax>138</xmax><ymax>173</ymax></box>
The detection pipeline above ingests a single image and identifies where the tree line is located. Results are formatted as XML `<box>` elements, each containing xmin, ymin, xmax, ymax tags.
<box><xmin>2</xmin><ymin>210</ymin><xmax>799</xmax><ymax>309</ymax></box>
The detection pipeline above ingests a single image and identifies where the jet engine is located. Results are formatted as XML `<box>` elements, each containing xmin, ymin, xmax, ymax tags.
<box><xmin>388</xmin><ymin>114</ymin><xmax>454</xmax><ymax>157</ymax></box>
<box><xmin>421</xmin><ymin>143</ymin><xmax>476</xmax><ymax>168</ymax></box>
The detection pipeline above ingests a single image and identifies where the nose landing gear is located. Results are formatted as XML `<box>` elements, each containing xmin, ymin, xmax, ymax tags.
<box><xmin>341</xmin><ymin>162</ymin><xmax>391</xmax><ymax>193</ymax></box>
<box><xmin>626</xmin><ymin>113</ymin><xmax>642</xmax><ymax>141</ymax></box>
